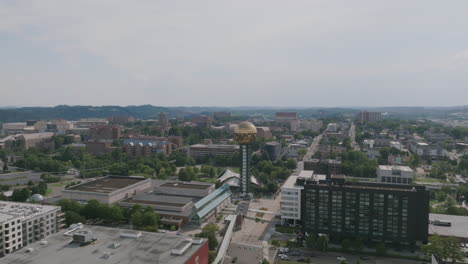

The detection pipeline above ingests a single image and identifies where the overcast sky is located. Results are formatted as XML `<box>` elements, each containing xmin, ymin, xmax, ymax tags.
<box><xmin>1</xmin><ymin>0</ymin><xmax>468</xmax><ymax>107</ymax></box>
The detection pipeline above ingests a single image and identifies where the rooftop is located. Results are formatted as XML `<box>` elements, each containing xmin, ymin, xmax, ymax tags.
<box><xmin>0</xmin><ymin>201</ymin><xmax>60</xmax><ymax>223</ymax></box>
<box><xmin>66</xmin><ymin>176</ymin><xmax>148</xmax><ymax>193</ymax></box>
<box><xmin>1</xmin><ymin>225</ymin><xmax>207</xmax><ymax>264</ymax></box>
<box><xmin>190</xmin><ymin>144</ymin><xmax>239</xmax><ymax>149</ymax></box>
<box><xmin>282</xmin><ymin>172</ymin><xmax>314</xmax><ymax>189</ymax></box>
<box><xmin>378</xmin><ymin>165</ymin><xmax>413</xmax><ymax>172</ymax></box>
<box><xmin>160</xmin><ymin>181</ymin><xmax>212</xmax><ymax>190</ymax></box>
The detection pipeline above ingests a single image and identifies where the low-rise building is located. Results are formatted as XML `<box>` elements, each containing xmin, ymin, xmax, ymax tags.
<box><xmin>256</xmin><ymin>127</ymin><xmax>272</xmax><ymax>138</ymax></box>
<box><xmin>0</xmin><ymin>201</ymin><xmax>63</xmax><ymax>257</ymax></box>
<box><xmin>121</xmin><ymin>180</ymin><xmax>230</xmax><ymax>227</ymax></box>
<box><xmin>18</xmin><ymin>132</ymin><xmax>55</xmax><ymax>150</ymax></box>
<box><xmin>377</xmin><ymin>165</ymin><xmax>414</xmax><ymax>184</ymax></box>
<box><xmin>90</xmin><ymin>125</ymin><xmax>121</xmax><ymax>140</ymax></box>
<box><xmin>107</xmin><ymin>115</ymin><xmax>136</xmax><ymax>124</ymax></box>
<box><xmin>122</xmin><ymin>139</ymin><xmax>172</xmax><ymax>157</ymax></box>
<box><xmin>189</xmin><ymin>144</ymin><xmax>239</xmax><ymax>159</ymax></box>
<box><xmin>2</xmin><ymin>225</ymin><xmax>209</xmax><ymax>264</ymax></box>
<box><xmin>75</xmin><ymin>118</ymin><xmax>108</xmax><ymax>128</ymax></box>
<box><xmin>1</xmin><ymin>123</ymin><xmax>27</xmax><ymax>133</ymax></box>
<box><xmin>190</xmin><ymin>116</ymin><xmax>213</xmax><ymax>128</ymax></box>
<box><xmin>61</xmin><ymin>176</ymin><xmax>153</xmax><ymax>204</ymax></box>
<box><xmin>85</xmin><ymin>140</ymin><xmax>114</xmax><ymax>155</ymax></box>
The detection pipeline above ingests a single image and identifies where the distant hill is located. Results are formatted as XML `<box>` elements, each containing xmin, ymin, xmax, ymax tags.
<box><xmin>0</xmin><ymin>105</ymin><xmax>169</xmax><ymax>122</ymax></box>
<box><xmin>1</xmin><ymin>105</ymin><xmax>467</xmax><ymax>122</ymax></box>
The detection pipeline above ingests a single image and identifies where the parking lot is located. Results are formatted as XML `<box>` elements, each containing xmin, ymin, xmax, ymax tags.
<box><xmin>275</xmin><ymin>250</ymin><xmax>421</xmax><ymax>264</ymax></box>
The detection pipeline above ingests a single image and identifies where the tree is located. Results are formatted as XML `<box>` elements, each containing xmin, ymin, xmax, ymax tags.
<box><xmin>64</xmin><ymin>211</ymin><xmax>85</xmax><ymax>226</ymax></box>
<box><xmin>11</xmin><ymin>188</ymin><xmax>31</xmax><ymax>202</ymax></box>
<box><xmin>316</xmin><ymin>235</ymin><xmax>328</xmax><ymax>251</ymax></box>
<box><xmin>286</xmin><ymin>159</ymin><xmax>297</xmax><ymax>170</ymax></box>
<box><xmin>141</xmin><ymin>210</ymin><xmax>159</xmax><ymax>227</ymax></box>
<box><xmin>421</xmin><ymin>234</ymin><xmax>464</xmax><ymax>264</ymax></box>
<box><xmin>131</xmin><ymin>211</ymin><xmax>144</xmax><ymax>227</ymax></box>
<box><xmin>3</xmin><ymin>161</ymin><xmax>8</xmax><ymax>172</ymax></box>
<box><xmin>81</xmin><ymin>200</ymin><xmax>102</xmax><ymax>219</ymax></box>
<box><xmin>376</xmin><ymin>242</ymin><xmax>386</xmax><ymax>256</ymax></box>
<box><xmin>351</xmin><ymin>238</ymin><xmax>364</xmax><ymax>253</ymax></box>
<box><xmin>341</xmin><ymin>238</ymin><xmax>352</xmax><ymax>252</ymax></box>
<box><xmin>305</xmin><ymin>234</ymin><xmax>316</xmax><ymax>248</ymax></box>
<box><xmin>355</xmin><ymin>260</ymin><xmax>361</xmax><ymax>264</ymax></box>
<box><xmin>261</xmin><ymin>259</ymin><xmax>270</xmax><ymax>264</ymax></box>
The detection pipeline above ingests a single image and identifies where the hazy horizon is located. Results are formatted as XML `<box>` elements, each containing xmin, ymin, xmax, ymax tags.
<box><xmin>2</xmin><ymin>1</ymin><xmax>468</xmax><ymax>107</ymax></box>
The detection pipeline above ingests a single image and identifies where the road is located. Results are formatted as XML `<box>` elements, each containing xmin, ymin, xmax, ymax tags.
<box><xmin>303</xmin><ymin>134</ymin><xmax>322</xmax><ymax>161</ymax></box>
<box><xmin>276</xmin><ymin>250</ymin><xmax>420</xmax><ymax>264</ymax></box>
<box><xmin>349</xmin><ymin>122</ymin><xmax>360</xmax><ymax>151</ymax></box>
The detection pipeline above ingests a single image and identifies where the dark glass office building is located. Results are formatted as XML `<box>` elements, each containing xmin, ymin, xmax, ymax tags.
<box><xmin>300</xmin><ymin>178</ymin><xmax>429</xmax><ymax>244</ymax></box>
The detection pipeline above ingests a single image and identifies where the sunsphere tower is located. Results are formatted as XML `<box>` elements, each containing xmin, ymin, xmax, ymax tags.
<box><xmin>234</xmin><ymin>121</ymin><xmax>257</xmax><ymax>197</ymax></box>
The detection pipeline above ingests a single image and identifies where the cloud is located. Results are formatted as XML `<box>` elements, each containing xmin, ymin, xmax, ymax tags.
<box><xmin>1</xmin><ymin>0</ymin><xmax>468</xmax><ymax>107</ymax></box>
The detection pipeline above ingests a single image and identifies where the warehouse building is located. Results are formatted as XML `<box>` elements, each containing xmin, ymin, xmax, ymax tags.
<box><xmin>61</xmin><ymin>176</ymin><xmax>152</xmax><ymax>204</ymax></box>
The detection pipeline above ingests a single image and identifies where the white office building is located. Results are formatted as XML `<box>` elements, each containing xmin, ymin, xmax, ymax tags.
<box><xmin>377</xmin><ymin>165</ymin><xmax>414</xmax><ymax>184</ymax></box>
<box><xmin>280</xmin><ymin>171</ymin><xmax>325</xmax><ymax>225</ymax></box>
<box><xmin>0</xmin><ymin>202</ymin><xmax>63</xmax><ymax>257</ymax></box>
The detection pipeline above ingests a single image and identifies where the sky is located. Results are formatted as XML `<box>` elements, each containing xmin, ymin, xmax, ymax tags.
<box><xmin>1</xmin><ymin>0</ymin><xmax>468</xmax><ymax>107</ymax></box>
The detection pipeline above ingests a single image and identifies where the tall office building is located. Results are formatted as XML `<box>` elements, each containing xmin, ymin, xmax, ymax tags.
<box><xmin>158</xmin><ymin>112</ymin><xmax>169</xmax><ymax>134</ymax></box>
<box><xmin>300</xmin><ymin>178</ymin><xmax>429</xmax><ymax>244</ymax></box>
<box><xmin>234</xmin><ymin>122</ymin><xmax>257</xmax><ymax>197</ymax></box>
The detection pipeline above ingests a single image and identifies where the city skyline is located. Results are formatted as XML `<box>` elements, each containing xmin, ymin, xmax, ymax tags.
<box><xmin>2</xmin><ymin>1</ymin><xmax>468</xmax><ymax>107</ymax></box>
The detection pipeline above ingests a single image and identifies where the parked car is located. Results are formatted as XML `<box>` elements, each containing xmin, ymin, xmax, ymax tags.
<box><xmin>337</xmin><ymin>257</ymin><xmax>347</xmax><ymax>261</ymax></box>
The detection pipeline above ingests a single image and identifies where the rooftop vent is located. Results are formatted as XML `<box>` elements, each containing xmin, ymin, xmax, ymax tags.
<box><xmin>72</xmin><ymin>230</ymin><xmax>96</xmax><ymax>244</ymax></box>
<box><xmin>25</xmin><ymin>248</ymin><xmax>34</xmax><ymax>253</ymax></box>
<box><xmin>171</xmin><ymin>239</ymin><xmax>192</xmax><ymax>256</ymax></box>
<box><xmin>192</xmin><ymin>238</ymin><xmax>203</xmax><ymax>245</ymax></box>
<box><xmin>110</xmin><ymin>242</ymin><xmax>121</xmax><ymax>249</ymax></box>
<box><xmin>120</xmin><ymin>231</ymin><xmax>142</xmax><ymax>239</ymax></box>
<box><xmin>39</xmin><ymin>240</ymin><xmax>48</xmax><ymax>246</ymax></box>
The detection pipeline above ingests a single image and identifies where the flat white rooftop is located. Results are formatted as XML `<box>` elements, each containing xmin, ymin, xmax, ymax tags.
<box><xmin>283</xmin><ymin>171</ymin><xmax>314</xmax><ymax>189</ymax></box>
<box><xmin>0</xmin><ymin>201</ymin><xmax>60</xmax><ymax>223</ymax></box>
<box><xmin>378</xmin><ymin>165</ymin><xmax>413</xmax><ymax>172</ymax></box>
<box><xmin>2</xmin><ymin>225</ymin><xmax>207</xmax><ymax>264</ymax></box>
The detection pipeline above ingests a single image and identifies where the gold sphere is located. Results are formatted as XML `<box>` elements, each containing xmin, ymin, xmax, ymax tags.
<box><xmin>234</xmin><ymin>121</ymin><xmax>257</xmax><ymax>144</ymax></box>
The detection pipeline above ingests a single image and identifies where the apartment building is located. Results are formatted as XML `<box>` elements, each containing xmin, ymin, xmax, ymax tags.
<box><xmin>0</xmin><ymin>202</ymin><xmax>63</xmax><ymax>257</ymax></box>
<box><xmin>301</xmin><ymin>178</ymin><xmax>429</xmax><ymax>244</ymax></box>
<box><xmin>359</xmin><ymin>111</ymin><xmax>382</xmax><ymax>123</ymax></box>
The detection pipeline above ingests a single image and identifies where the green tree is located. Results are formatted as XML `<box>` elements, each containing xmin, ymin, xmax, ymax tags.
<box><xmin>286</xmin><ymin>159</ymin><xmax>297</xmax><ymax>170</ymax></box>
<box><xmin>142</xmin><ymin>210</ymin><xmax>159</xmax><ymax>227</ymax></box>
<box><xmin>376</xmin><ymin>242</ymin><xmax>386</xmax><ymax>256</ymax></box>
<box><xmin>341</xmin><ymin>238</ymin><xmax>352</xmax><ymax>253</ymax></box>
<box><xmin>305</xmin><ymin>234</ymin><xmax>316</xmax><ymax>248</ymax></box>
<box><xmin>421</xmin><ymin>234</ymin><xmax>464</xmax><ymax>264</ymax></box>
<box><xmin>64</xmin><ymin>211</ymin><xmax>85</xmax><ymax>226</ymax></box>
<box><xmin>11</xmin><ymin>188</ymin><xmax>31</xmax><ymax>202</ymax></box>
<box><xmin>81</xmin><ymin>200</ymin><xmax>102</xmax><ymax>219</ymax></box>
<box><xmin>316</xmin><ymin>236</ymin><xmax>328</xmax><ymax>251</ymax></box>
